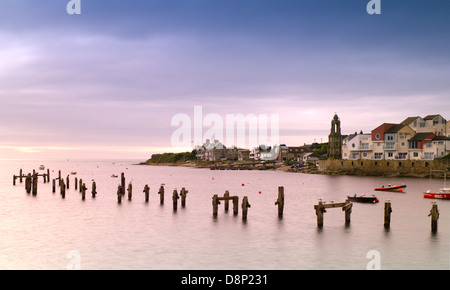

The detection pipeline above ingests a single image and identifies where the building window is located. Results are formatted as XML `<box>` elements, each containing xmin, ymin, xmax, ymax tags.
<box><xmin>375</xmin><ymin>134</ymin><xmax>381</xmax><ymax>140</ymax></box>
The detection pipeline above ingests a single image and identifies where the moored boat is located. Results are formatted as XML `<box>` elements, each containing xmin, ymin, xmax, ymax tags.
<box><xmin>39</xmin><ymin>165</ymin><xmax>45</xmax><ymax>170</ymax></box>
<box><xmin>374</xmin><ymin>184</ymin><xmax>406</xmax><ymax>192</ymax></box>
<box><xmin>423</xmin><ymin>170</ymin><xmax>449</xmax><ymax>199</ymax></box>
<box><xmin>347</xmin><ymin>194</ymin><xmax>379</xmax><ymax>203</ymax></box>
<box><xmin>423</xmin><ymin>189</ymin><xmax>450</xmax><ymax>199</ymax></box>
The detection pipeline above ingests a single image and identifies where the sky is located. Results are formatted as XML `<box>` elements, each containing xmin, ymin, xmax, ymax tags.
<box><xmin>0</xmin><ymin>0</ymin><xmax>449</xmax><ymax>160</ymax></box>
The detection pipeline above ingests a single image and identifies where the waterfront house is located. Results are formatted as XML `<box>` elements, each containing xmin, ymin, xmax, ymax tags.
<box><xmin>423</xmin><ymin>115</ymin><xmax>447</xmax><ymax>136</ymax></box>
<box><xmin>401</xmin><ymin>115</ymin><xmax>447</xmax><ymax>136</ymax></box>
<box><xmin>238</xmin><ymin>149</ymin><xmax>250</xmax><ymax>161</ymax></box>
<box><xmin>196</xmin><ymin>139</ymin><xmax>227</xmax><ymax>161</ymax></box>
<box><xmin>371</xmin><ymin>123</ymin><xmax>396</xmax><ymax>160</ymax></box>
<box><xmin>287</xmin><ymin>146</ymin><xmax>312</xmax><ymax>162</ymax></box>
<box><xmin>342</xmin><ymin>132</ymin><xmax>373</xmax><ymax>160</ymax></box>
<box><xmin>383</xmin><ymin>124</ymin><xmax>415</xmax><ymax>160</ymax></box>
<box><xmin>408</xmin><ymin>132</ymin><xmax>436</xmax><ymax>160</ymax></box>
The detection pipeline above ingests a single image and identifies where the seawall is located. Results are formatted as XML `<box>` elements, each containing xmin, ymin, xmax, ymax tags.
<box><xmin>318</xmin><ymin>159</ymin><xmax>450</xmax><ymax>178</ymax></box>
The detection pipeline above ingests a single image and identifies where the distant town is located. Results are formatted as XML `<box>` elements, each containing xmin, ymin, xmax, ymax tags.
<box><xmin>146</xmin><ymin>114</ymin><xmax>450</xmax><ymax>166</ymax></box>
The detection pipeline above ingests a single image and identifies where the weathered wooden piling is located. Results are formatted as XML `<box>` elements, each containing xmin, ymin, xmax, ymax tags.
<box><xmin>180</xmin><ymin>187</ymin><xmax>188</xmax><ymax>207</ymax></box>
<box><xmin>117</xmin><ymin>185</ymin><xmax>122</xmax><ymax>204</ymax></box>
<box><xmin>384</xmin><ymin>200</ymin><xmax>392</xmax><ymax>229</ymax></box>
<box><xmin>91</xmin><ymin>181</ymin><xmax>97</xmax><ymax>198</ymax></box>
<box><xmin>158</xmin><ymin>185</ymin><xmax>165</xmax><ymax>205</ymax></box>
<box><xmin>314</xmin><ymin>200</ymin><xmax>325</xmax><ymax>227</ymax></box>
<box><xmin>212</xmin><ymin>194</ymin><xmax>221</xmax><ymax>217</ymax></box>
<box><xmin>127</xmin><ymin>183</ymin><xmax>133</xmax><ymax>201</ymax></box>
<box><xmin>66</xmin><ymin>175</ymin><xmax>70</xmax><ymax>189</ymax></box>
<box><xmin>314</xmin><ymin>199</ymin><xmax>352</xmax><ymax>228</ymax></box>
<box><xmin>121</xmin><ymin>173</ymin><xmax>125</xmax><ymax>196</ymax></box>
<box><xmin>19</xmin><ymin>169</ymin><xmax>23</xmax><ymax>183</ymax></box>
<box><xmin>60</xmin><ymin>179</ymin><xmax>66</xmax><ymax>199</ymax></box>
<box><xmin>58</xmin><ymin>170</ymin><xmax>61</xmax><ymax>186</ymax></box>
<box><xmin>428</xmin><ymin>202</ymin><xmax>439</xmax><ymax>233</ymax></box>
<box><xmin>343</xmin><ymin>200</ymin><xmax>352</xmax><ymax>226</ymax></box>
<box><xmin>223</xmin><ymin>191</ymin><xmax>230</xmax><ymax>212</ymax></box>
<box><xmin>32</xmin><ymin>174</ymin><xmax>38</xmax><ymax>196</ymax></box>
<box><xmin>52</xmin><ymin>179</ymin><xmax>56</xmax><ymax>193</ymax></box>
<box><xmin>173</xmin><ymin>189</ymin><xmax>179</xmax><ymax>211</ymax></box>
<box><xmin>13</xmin><ymin>175</ymin><xmax>16</xmax><ymax>186</ymax></box>
<box><xmin>232</xmin><ymin>196</ymin><xmax>239</xmax><ymax>215</ymax></box>
<box><xmin>275</xmin><ymin>186</ymin><xmax>284</xmax><ymax>218</ymax></box>
<box><xmin>79</xmin><ymin>179</ymin><xmax>83</xmax><ymax>193</ymax></box>
<box><xmin>75</xmin><ymin>177</ymin><xmax>78</xmax><ymax>190</ymax></box>
<box><xmin>25</xmin><ymin>173</ymin><xmax>32</xmax><ymax>194</ymax></box>
<box><xmin>143</xmin><ymin>185</ymin><xmax>150</xmax><ymax>202</ymax></box>
<box><xmin>81</xmin><ymin>183</ymin><xmax>86</xmax><ymax>200</ymax></box>
<box><xmin>47</xmin><ymin>169</ymin><xmax>50</xmax><ymax>182</ymax></box>
<box><xmin>242</xmin><ymin>196</ymin><xmax>251</xmax><ymax>220</ymax></box>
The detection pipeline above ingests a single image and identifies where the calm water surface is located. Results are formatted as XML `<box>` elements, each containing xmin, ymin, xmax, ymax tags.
<box><xmin>0</xmin><ymin>159</ymin><xmax>449</xmax><ymax>270</ymax></box>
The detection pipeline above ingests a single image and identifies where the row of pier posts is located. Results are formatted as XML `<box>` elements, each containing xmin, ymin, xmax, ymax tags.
<box><xmin>314</xmin><ymin>198</ymin><xmax>440</xmax><ymax>233</ymax></box>
<box><xmin>13</xmin><ymin>169</ymin><xmax>442</xmax><ymax>232</ymax></box>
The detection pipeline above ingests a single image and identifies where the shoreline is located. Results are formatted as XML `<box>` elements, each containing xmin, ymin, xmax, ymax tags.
<box><xmin>137</xmin><ymin>161</ymin><xmax>448</xmax><ymax>179</ymax></box>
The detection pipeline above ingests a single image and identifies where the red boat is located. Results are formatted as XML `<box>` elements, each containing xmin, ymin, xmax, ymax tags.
<box><xmin>424</xmin><ymin>170</ymin><xmax>449</xmax><ymax>199</ymax></box>
<box><xmin>423</xmin><ymin>189</ymin><xmax>450</xmax><ymax>199</ymax></box>
<box><xmin>374</xmin><ymin>184</ymin><xmax>406</xmax><ymax>192</ymax></box>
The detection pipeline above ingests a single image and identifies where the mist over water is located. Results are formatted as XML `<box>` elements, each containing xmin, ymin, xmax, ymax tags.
<box><xmin>0</xmin><ymin>159</ymin><xmax>449</xmax><ymax>270</ymax></box>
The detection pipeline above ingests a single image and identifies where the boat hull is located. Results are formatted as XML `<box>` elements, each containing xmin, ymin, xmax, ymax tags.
<box><xmin>423</xmin><ymin>192</ymin><xmax>450</xmax><ymax>199</ymax></box>
<box><xmin>347</xmin><ymin>196</ymin><xmax>379</xmax><ymax>203</ymax></box>
<box><xmin>375</xmin><ymin>185</ymin><xmax>406</xmax><ymax>192</ymax></box>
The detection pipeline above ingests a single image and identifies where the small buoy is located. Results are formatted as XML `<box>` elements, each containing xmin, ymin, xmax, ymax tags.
<box><xmin>259</xmin><ymin>191</ymin><xmax>262</xmax><ymax>194</ymax></box>
<box><xmin>242</xmin><ymin>184</ymin><xmax>245</xmax><ymax>186</ymax></box>
<box><xmin>212</xmin><ymin>177</ymin><xmax>214</xmax><ymax>180</ymax></box>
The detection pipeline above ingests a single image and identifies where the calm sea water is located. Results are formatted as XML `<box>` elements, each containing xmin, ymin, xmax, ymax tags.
<box><xmin>0</xmin><ymin>159</ymin><xmax>449</xmax><ymax>270</ymax></box>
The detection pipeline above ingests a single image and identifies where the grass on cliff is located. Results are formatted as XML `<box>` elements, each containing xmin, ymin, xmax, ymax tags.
<box><xmin>146</xmin><ymin>151</ymin><xmax>197</xmax><ymax>164</ymax></box>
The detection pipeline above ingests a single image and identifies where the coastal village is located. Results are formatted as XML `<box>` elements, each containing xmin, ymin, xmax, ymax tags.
<box><xmin>192</xmin><ymin>114</ymin><xmax>450</xmax><ymax>165</ymax></box>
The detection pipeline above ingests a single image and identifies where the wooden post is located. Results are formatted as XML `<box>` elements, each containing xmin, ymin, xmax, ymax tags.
<box><xmin>65</xmin><ymin>175</ymin><xmax>69</xmax><ymax>189</ymax></box>
<box><xmin>75</xmin><ymin>177</ymin><xmax>78</xmax><ymax>190</ymax></box>
<box><xmin>212</xmin><ymin>194</ymin><xmax>220</xmax><ymax>217</ymax></box>
<box><xmin>52</xmin><ymin>179</ymin><xmax>56</xmax><ymax>193</ymax></box>
<box><xmin>60</xmin><ymin>179</ymin><xmax>66</xmax><ymax>199</ymax></box>
<box><xmin>242</xmin><ymin>196</ymin><xmax>251</xmax><ymax>220</ymax></box>
<box><xmin>314</xmin><ymin>200</ymin><xmax>325</xmax><ymax>228</ymax></box>
<box><xmin>19</xmin><ymin>169</ymin><xmax>23</xmax><ymax>183</ymax></box>
<box><xmin>180</xmin><ymin>187</ymin><xmax>188</xmax><ymax>207</ymax></box>
<box><xmin>121</xmin><ymin>173</ymin><xmax>125</xmax><ymax>196</ymax></box>
<box><xmin>173</xmin><ymin>189</ymin><xmax>179</xmax><ymax>211</ymax></box>
<box><xmin>275</xmin><ymin>186</ymin><xmax>284</xmax><ymax>218</ymax></box>
<box><xmin>13</xmin><ymin>175</ymin><xmax>16</xmax><ymax>186</ymax></box>
<box><xmin>384</xmin><ymin>200</ymin><xmax>392</xmax><ymax>229</ymax></box>
<box><xmin>58</xmin><ymin>170</ymin><xmax>61</xmax><ymax>187</ymax></box>
<box><xmin>428</xmin><ymin>203</ymin><xmax>439</xmax><ymax>233</ymax></box>
<box><xmin>343</xmin><ymin>199</ymin><xmax>352</xmax><ymax>226</ymax></box>
<box><xmin>92</xmin><ymin>181</ymin><xmax>97</xmax><ymax>198</ymax></box>
<box><xmin>81</xmin><ymin>183</ymin><xmax>86</xmax><ymax>201</ymax></box>
<box><xmin>25</xmin><ymin>173</ymin><xmax>32</xmax><ymax>194</ymax></box>
<box><xmin>232</xmin><ymin>196</ymin><xmax>239</xmax><ymax>216</ymax></box>
<box><xmin>158</xmin><ymin>185</ymin><xmax>165</xmax><ymax>205</ymax></box>
<box><xmin>47</xmin><ymin>169</ymin><xmax>50</xmax><ymax>182</ymax></box>
<box><xmin>32</xmin><ymin>174</ymin><xmax>38</xmax><ymax>196</ymax></box>
<box><xmin>117</xmin><ymin>185</ymin><xmax>122</xmax><ymax>204</ymax></box>
<box><xmin>224</xmin><ymin>191</ymin><xmax>230</xmax><ymax>212</ymax></box>
<box><xmin>143</xmin><ymin>185</ymin><xmax>150</xmax><ymax>202</ymax></box>
<box><xmin>79</xmin><ymin>179</ymin><xmax>83</xmax><ymax>193</ymax></box>
<box><xmin>127</xmin><ymin>183</ymin><xmax>133</xmax><ymax>201</ymax></box>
